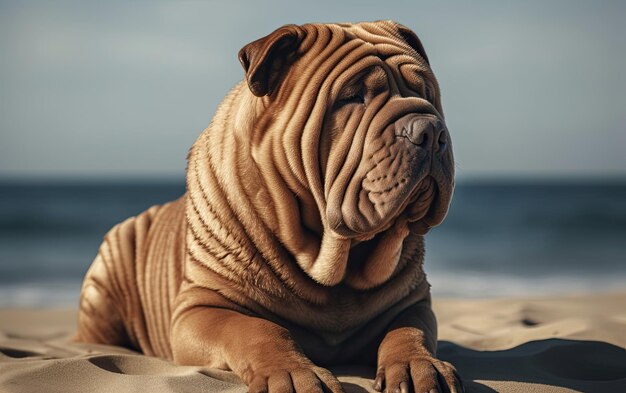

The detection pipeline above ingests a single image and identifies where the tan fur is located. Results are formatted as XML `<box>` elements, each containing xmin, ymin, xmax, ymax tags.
<box><xmin>77</xmin><ymin>21</ymin><xmax>462</xmax><ymax>393</ymax></box>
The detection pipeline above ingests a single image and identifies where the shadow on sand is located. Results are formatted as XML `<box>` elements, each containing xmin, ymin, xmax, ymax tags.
<box><xmin>332</xmin><ymin>338</ymin><xmax>626</xmax><ymax>393</ymax></box>
<box><xmin>438</xmin><ymin>338</ymin><xmax>626</xmax><ymax>393</ymax></box>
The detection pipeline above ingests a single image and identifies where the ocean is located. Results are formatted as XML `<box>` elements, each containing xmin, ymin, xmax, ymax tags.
<box><xmin>1</xmin><ymin>180</ymin><xmax>625</xmax><ymax>307</ymax></box>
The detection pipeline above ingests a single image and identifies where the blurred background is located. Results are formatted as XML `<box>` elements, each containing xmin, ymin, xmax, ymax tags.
<box><xmin>1</xmin><ymin>1</ymin><xmax>624</xmax><ymax>307</ymax></box>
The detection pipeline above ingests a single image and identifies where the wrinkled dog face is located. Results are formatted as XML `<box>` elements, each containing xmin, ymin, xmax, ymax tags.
<box><xmin>239</xmin><ymin>21</ymin><xmax>454</xmax><ymax>286</ymax></box>
<box><xmin>320</xmin><ymin>28</ymin><xmax>454</xmax><ymax>240</ymax></box>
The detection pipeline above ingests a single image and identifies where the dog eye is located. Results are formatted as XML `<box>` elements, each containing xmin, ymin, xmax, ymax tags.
<box><xmin>337</xmin><ymin>90</ymin><xmax>365</xmax><ymax>106</ymax></box>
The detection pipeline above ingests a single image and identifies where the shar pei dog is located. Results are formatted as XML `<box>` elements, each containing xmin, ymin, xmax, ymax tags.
<box><xmin>76</xmin><ymin>20</ymin><xmax>461</xmax><ymax>393</ymax></box>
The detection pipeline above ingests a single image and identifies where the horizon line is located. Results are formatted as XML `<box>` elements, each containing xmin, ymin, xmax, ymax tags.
<box><xmin>1</xmin><ymin>174</ymin><xmax>625</xmax><ymax>186</ymax></box>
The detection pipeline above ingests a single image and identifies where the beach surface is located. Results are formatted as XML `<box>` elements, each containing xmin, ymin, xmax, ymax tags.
<box><xmin>1</xmin><ymin>292</ymin><xmax>625</xmax><ymax>393</ymax></box>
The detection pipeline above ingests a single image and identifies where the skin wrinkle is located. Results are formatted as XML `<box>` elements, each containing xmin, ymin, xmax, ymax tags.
<box><xmin>121</xmin><ymin>221</ymin><xmax>149</xmax><ymax>353</ymax></box>
<box><xmin>100</xmin><ymin>249</ymin><xmax>133</xmax><ymax>346</ymax></box>
<box><xmin>141</xmin><ymin>215</ymin><xmax>161</xmax><ymax>353</ymax></box>
<box><xmin>142</xmin><ymin>223</ymin><xmax>157</xmax><ymax>354</ymax></box>
<box><xmin>190</xmin><ymin>156</ymin><xmax>253</xmax><ymax>267</ymax></box>
<box><xmin>273</xmin><ymin>127</ymin><xmax>307</xmax><ymax>199</ymax></box>
<box><xmin>186</xmin><ymin>251</ymin><xmax>237</xmax><ymax>287</ymax></box>
<box><xmin>263</xmin><ymin>108</ymin><xmax>310</xmax><ymax>233</ymax></box>
<box><xmin>297</xmin><ymin>29</ymin><xmax>362</xmax><ymax>219</ymax></box>
<box><xmin>367</xmin><ymin>61</ymin><xmax>399</xmax><ymax>98</ymax></box>
<box><xmin>243</xmin><ymin>141</ymin><xmax>285</xmax><ymax>235</ymax></box>
<box><xmin>188</xmin><ymin>186</ymin><xmax>236</xmax><ymax>263</ymax></box>
<box><xmin>112</xmin><ymin>224</ymin><xmax>139</xmax><ymax>347</ymax></box>
<box><xmin>110</xmin><ymin>229</ymin><xmax>131</xmax><ymax>316</ymax></box>
<box><xmin>214</xmin><ymin>141</ymin><xmax>302</xmax><ymax>298</ymax></box>
<box><xmin>270</xmin><ymin>25</ymin><xmax>337</xmax><ymax>194</ymax></box>
<box><xmin>217</xmin><ymin>111</ymin><xmax>251</xmax><ymax>233</ymax></box>
<box><xmin>99</xmin><ymin>238</ymin><xmax>120</xmax><ymax>305</ymax></box>
<box><xmin>279</xmin><ymin>101</ymin><xmax>306</xmax><ymax>190</ymax></box>
<box><xmin>392</xmin><ymin>60</ymin><xmax>441</xmax><ymax>114</ymax></box>
<box><xmin>187</xmin><ymin>212</ymin><xmax>239</xmax><ymax>281</ymax></box>
<box><xmin>324</xmin><ymin>64</ymin><xmax>386</xmax><ymax>196</ymax></box>
<box><xmin>181</xmin><ymin>265</ymin><xmax>263</xmax><ymax>320</ymax></box>
<box><xmin>366</xmin><ymin>148</ymin><xmax>414</xmax><ymax>212</ymax></box>
<box><xmin>174</xmin><ymin>264</ymin><xmax>272</xmax><ymax>330</ymax></box>
<box><xmin>298</xmin><ymin>192</ymin><xmax>323</xmax><ymax>237</ymax></box>
<box><xmin>337</xmin><ymin>98</ymin><xmax>399</xmax><ymax>231</ymax></box>
<box><xmin>196</xmin><ymin>141</ymin><xmax>255</xmax><ymax>256</ymax></box>
<box><xmin>398</xmin><ymin>64</ymin><xmax>427</xmax><ymax>99</ymax></box>
<box><xmin>165</xmin><ymin>205</ymin><xmax>185</xmax><ymax>356</ymax></box>
<box><xmin>256</xmin><ymin>140</ymin><xmax>286</xmax><ymax>225</ymax></box>
<box><xmin>201</xmin><ymin>170</ymin><xmax>252</xmax><ymax>268</ymax></box>
<box><xmin>202</xmin><ymin>105</ymin><xmax>322</xmax><ymax>298</ymax></box>
<box><xmin>327</xmin><ymin>81</ymin><xmax>384</xmax><ymax>229</ymax></box>
<box><xmin>260</xmin><ymin>153</ymin><xmax>319</xmax><ymax>261</ymax></box>
<box><xmin>147</xmin><ymin>219</ymin><xmax>171</xmax><ymax>358</ymax></box>
<box><xmin>321</xmin><ymin>106</ymin><xmax>360</xmax><ymax>194</ymax></box>
<box><xmin>217</xmin><ymin>136</ymin><xmax>282</xmax><ymax>286</ymax></box>
<box><xmin>138</xmin><ymin>209</ymin><xmax>163</xmax><ymax>356</ymax></box>
<box><xmin>310</xmin><ymin>54</ymin><xmax>381</xmax><ymax>181</ymax></box>
<box><xmin>188</xmin><ymin>181</ymin><xmax>255</xmax><ymax>288</ymax></box>
<box><xmin>182</xmin><ymin>257</ymin><xmax>216</xmax><ymax>291</ymax></box>
<box><xmin>157</xmin><ymin>234</ymin><xmax>170</xmax><ymax>357</ymax></box>
<box><xmin>186</xmin><ymin>250</ymin><xmax>292</xmax><ymax>319</ymax></box>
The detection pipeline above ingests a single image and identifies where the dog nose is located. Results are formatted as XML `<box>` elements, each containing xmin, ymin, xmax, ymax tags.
<box><xmin>398</xmin><ymin>116</ymin><xmax>448</xmax><ymax>152</ymax></box>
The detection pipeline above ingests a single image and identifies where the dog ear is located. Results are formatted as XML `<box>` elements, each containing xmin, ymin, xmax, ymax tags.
<box><xmin>394</xmin><ymin>23</ymin><xmax>430</xmax><ymax>65</ymax></box>
<box><xmin>238</xmin><ymin>25</ymin><xmax>304</xmax><ymax>97</ymax></box>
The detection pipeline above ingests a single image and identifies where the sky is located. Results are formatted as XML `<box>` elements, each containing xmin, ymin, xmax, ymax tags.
<box><xmin>0</xmin><ymin>1</ymin><xmax>624</xmax><ymax>180</ymax></box>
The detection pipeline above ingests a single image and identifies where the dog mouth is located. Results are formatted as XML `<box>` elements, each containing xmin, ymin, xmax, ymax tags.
<box><xmin>342</xmin><ymin>177</ymin><xmax>437</xmax><ymax>289</ymax></box>
<box><xmin>405</xmin><ymin>176</ymin><xmax>439</xmax><ymax>235</ymax></box>
<box><xmin>406</xmin><ymin>176</ymin><xmax>437</xmax><ymax>221</ymax></box>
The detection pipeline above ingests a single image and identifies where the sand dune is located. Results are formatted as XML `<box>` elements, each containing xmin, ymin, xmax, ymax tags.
<box><xmin>1</xmin><ymin>292</ymin><xmax>625</xmax><ymax>393</ymax></box>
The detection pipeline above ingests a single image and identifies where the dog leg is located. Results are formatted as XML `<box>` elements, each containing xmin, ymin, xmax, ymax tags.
<box><xmin>374</xmin><ymin>298</ymin><xmax>464</xmax><ymax>393</ymax></box>
<box><xmin>171</xmin><ymin>303</ymin><xmax>344</xmax><ymax>393</ymax></box>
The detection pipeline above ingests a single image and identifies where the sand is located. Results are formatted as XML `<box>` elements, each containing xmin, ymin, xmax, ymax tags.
<box><xmin>1</xmin><ymin>292</ymin><xmax>625</xmax><ymax>393</ymax></box>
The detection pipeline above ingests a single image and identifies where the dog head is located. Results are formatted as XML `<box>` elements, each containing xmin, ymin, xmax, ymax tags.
<box><xmin>237</xmin><ymin>21</ymin><xmax>454</xmax><ymax>288</ymax></box>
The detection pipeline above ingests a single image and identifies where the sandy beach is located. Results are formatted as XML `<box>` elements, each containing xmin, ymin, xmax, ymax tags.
<box><xmin>1</xmin><ymin>292</ymin><xmax>625</xmax><ymax>393</ymax></box>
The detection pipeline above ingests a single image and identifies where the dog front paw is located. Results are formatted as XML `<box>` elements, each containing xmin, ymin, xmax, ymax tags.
<box><xmin>245</xmin><ymin>358</ymin><xmax>344</xmax><ymax>393</ymax></box>
<box><xmin>373</xmin><ymin>356</ymin><xmax>463</xmax><ymax>393</ymax></box>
